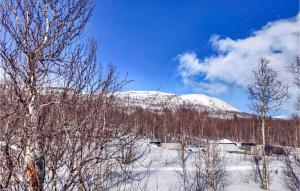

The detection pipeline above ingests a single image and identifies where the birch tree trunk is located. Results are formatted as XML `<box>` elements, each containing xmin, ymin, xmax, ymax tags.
<box><xmin>24</xmin><ymin>62</ymin><xmax>45</xmax><ymax>191</ymax></box>
<box><xmin>261</xmin><ymin>115</ymin><xmax>269</xmax><ymax>190</ymax></box>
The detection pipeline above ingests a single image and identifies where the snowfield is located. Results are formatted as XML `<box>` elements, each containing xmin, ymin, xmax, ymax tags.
<box><xmin>121</xmin><ymin>139</ymin><xmax>291</xmax><ymax>191</ymax></box>
<box><xmin>116</xmin><ymin>91</ymin><xmax>239</xmax><ymax>112</ymax></box>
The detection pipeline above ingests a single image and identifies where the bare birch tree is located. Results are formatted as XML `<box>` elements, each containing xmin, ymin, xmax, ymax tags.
<box><xmin>290</xmin><ymin>56</ymin><xmax>300</xmax><ymax>111</ymax></box>
<box><xmin>177</xmin><ymin>105</ymin><xmax>190</xmax><ymax>191</ymax></box>
<box><xmin>189</xmin><ymin>142</ymin><xmax>229</xmax><ymax>191</ymax></box>
<box><xmin>290</xmin><ymin>56</ymin><xmax>300</xmax><ymax>147</ymax></box>
<box><xmin>290</xmin><ymin>56</ymin><xmax>300</xmax><ymax>87</ymax></box>
<box><xmin>281</xmin><ymin>56</ymin><xmax>300</xmax><ymax>191</ymax></box>
<box><xmin>247</xmin><ymin>58</ymin><xmax>288</xmax><ymax>190</ymax></box>
<box><xmin>282</xmin><ymin>150</ymin><xmax>300</xmax><ymax>191</ymax></box>
<box><xmin>0</xmin><ymin>0</ymin><xmax>114</xmax><ymax>190</ymax></box>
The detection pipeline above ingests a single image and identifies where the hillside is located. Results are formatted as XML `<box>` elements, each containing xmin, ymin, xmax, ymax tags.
<box><xmin>116</xmin><ymin>91</ymin><xmax>239</xmax><ymax>113</ymax></box>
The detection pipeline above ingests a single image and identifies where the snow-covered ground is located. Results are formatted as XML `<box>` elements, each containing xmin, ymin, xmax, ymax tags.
<box><xmin>124</xmin><ymin>139</ymin><xmax>290</xmax><ymax>191</ymax></box>
<box><xmin>116</xmin><ymin>91</ymin><xmax>239</xmax><ymax>112</ymax></box>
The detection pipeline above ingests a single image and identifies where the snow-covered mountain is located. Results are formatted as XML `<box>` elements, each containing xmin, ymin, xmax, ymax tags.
<box><xmin>116</xmin><ymin>91</ymin><xmax>239</xmax><ymax>112</ymax></box>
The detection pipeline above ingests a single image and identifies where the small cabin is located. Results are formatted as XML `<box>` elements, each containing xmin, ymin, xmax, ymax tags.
<box><xmin>240</xmin><ymin>142</ymin><xmax>256</xmax><ymax>151</ymax></box>
<box><xmin>217</xmin><ymin>139</ymin><xmax>239</xmax><ymax>153</ymax></box>
<box><xmin>265</xmin><ymin>144</ymin><xmax>287</xmax><ymax>156</ymax></box>
<box><xmin>161</xmin><ymin>143</ymin><xmax>181</xmax><ymax>150</ymax></box>
<box><xmin>149</xmin><ymin>141</ymin><xmax>161</xmax><ymax>147</ymax></box>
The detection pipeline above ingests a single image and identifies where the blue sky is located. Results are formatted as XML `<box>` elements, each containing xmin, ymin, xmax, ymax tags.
<box><xmin>88</xmin><ymin>0</ymin><xmax>299</xmax><ymax>114</ymax></box>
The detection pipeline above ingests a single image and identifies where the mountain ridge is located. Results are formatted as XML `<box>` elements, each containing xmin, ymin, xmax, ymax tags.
<box><xmin>116</xmin><ymin>91</ymin><xmax>239</xmax><ymax>113</ymax></box>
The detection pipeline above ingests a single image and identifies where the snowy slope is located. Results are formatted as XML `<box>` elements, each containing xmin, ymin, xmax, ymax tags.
<box><xmin>116</xmin><ymin>91</ymin><xmax>239</xmax><ymax>112</ymax></box>
<box><xmin>116</xmin><ymin>139</ymin><xmax>289</xmax><ymax>191</ymax></box>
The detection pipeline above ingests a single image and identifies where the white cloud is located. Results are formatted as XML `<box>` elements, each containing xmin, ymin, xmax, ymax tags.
<box><xmin>177</xmin><ymin>13</ymin><xmax>300</xmax><ymax>113</ymax></box>
<box><xmin>178</xmin><ymin>52</ymin><xmax>203</xmax><ymax>78</ymax></box>
<box><xmin>194</xmin><ymin>81</ymin><xmax>228</xmax><ymax>94</ymax></box>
